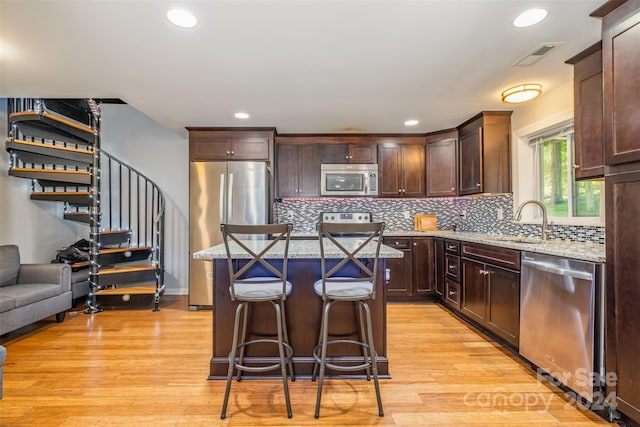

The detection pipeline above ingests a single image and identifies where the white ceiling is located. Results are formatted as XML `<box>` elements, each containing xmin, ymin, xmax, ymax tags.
<box><xmin>0</xmin><ymin>0</ymin><xmax>603</xmax><ymax>137</ymax></box>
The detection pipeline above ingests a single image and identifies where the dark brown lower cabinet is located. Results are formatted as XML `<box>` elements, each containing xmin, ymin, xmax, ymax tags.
<box><xmin>444</xmin><ymin>278</ymin><xmax>460</xmax><ymax>310</ymax></box>
<box><xmin>461</xmin><ymin>259</ymin><xmax>487</xmax><ymax>324</ymax></box>
<box><xmin>459</xmin><ymin>243</ymin><xmax>521</xmax><ymax>349</ymax></box>
<box><xmin>433</xmin><ymin>238</ymin><xmax>445</xmax><ymax>298</ymax></box>
<box><xmin>413</xmin><ymin>237</ymin><xmax>434</xmax><ymax>295</ymax></box>
<box><xmin>484</xmin><ymin>265</ymin><xmax>520</xmax><ymax>346</ymax></box>
<box><xmin>384</xmin><ymin>236</ymin><xmax>434</xmax><ymax>302</ymax></box>
<box><xmin>384</xmin><ymin>237</ymin><xmax>412</xmax><ymax>301</ymax></box>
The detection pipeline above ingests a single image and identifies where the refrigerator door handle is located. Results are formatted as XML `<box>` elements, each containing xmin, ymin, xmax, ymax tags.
<box><xmin>228</xmin><ymin>172</ymin><xmax>234</xmax><ymax>220</ymax></box>
<box><xmin>219</xmin><ymin>173</ymin><xmax>225</xmax><ymax>222</ymax></box>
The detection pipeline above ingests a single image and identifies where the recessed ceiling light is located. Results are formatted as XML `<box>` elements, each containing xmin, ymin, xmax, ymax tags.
<box><xmin>513</xmin><ymin>8</ymin><xmax>548</xmax><ymax>28</ymax></box>
<box><xmin>501</xmin><ymin>83</ymin><xmax>542</xmax><ymax>103</ymax></box>
<box><xmin>404</xmin><ymin>119</ymin><xmax>419</xmax><ymax>126</ymax></box>
<box><xmin>167</xmin><ymin>8</ymin><xmax>197</xmax><ymax>28</ymax></box>
<box><xmin>234</xmin><ymin>112</ymin><xmax>250</xmax><ymax>119</ymax></box>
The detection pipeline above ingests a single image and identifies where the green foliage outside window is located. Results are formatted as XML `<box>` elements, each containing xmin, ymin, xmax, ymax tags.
<box><xmin>538</xmin><ymin>133</ymin><xmax>600</xmax><ymax>218</ymax></box>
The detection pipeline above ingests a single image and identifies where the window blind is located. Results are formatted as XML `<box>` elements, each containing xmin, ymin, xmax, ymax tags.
<box><xmin>527</xmin><ymin>124</ymin><xmax>574</xmax><ymax>146</ymax></box>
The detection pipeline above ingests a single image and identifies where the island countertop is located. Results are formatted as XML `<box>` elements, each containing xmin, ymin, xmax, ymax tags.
<box><xmin>193</xmin><ymin>238</ymin><xmax>405</xmax><ymax>260</ymax></box>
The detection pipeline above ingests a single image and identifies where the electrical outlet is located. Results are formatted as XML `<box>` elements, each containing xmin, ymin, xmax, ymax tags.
<box><xmin>497</xmin><ymin>208</ymin><xmax>504</xmax><ymax>220</ymax></box>
<box><xmin>403</xmin><ymin>210</ymin><xmax>410</xmax><ymax>219</ymax></box>
<box><xmin>286</xmin><ymin>210</ymin><xmax>294</xmax><ymax>220</ymax></box>
<box><xmin>460</xmin><ymin>209</ymin><xmax>467</xmax><ymax>220</ymax></box>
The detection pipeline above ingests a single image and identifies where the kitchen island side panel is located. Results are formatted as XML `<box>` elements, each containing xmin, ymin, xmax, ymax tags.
<box><xmin>209</xmin><ymin>258</ymin><xmax>389</xmax><ymax>379</ymax></box>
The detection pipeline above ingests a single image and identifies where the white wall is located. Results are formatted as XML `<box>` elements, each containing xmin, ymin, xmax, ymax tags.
<box><xmin>100</xmin><ymin>104</ymin><xmax>189</xmax><ymax>295</ymax></box>
<box><xmin>509</xmin><ymin>81</ymin><xmax>574</xmax><ymax>221</ymax></box>
<box><xmin>0</xmin><ymin>101</ymin><xmax>189</xmax><ymax>294</ymax></box>
<box><xmin>0</xmin><ymin>101</ymin><xmax>83</xmax><ymax>262</ymax></box>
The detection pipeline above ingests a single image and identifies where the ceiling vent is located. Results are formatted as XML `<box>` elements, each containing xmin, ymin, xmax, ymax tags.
<box><xmin>513</xmin><ymin>42</ymin><xmax>564</xmax><ymax>67</ymax></box>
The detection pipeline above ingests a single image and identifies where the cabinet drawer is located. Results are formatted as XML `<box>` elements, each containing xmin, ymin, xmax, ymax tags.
<box><xmin>384</xmin><ymin>237</ymin><xmax>412</xmax><ymax>250</ymax></box>
<box><xmin>462</xmin><ymin>242</ymin><xmax>520</xmax><ymax>271</ymax></box>
<box><xmin>445</xmin><ymin>254</ymin><xmax>460</xmax><ymax>281</ymax></box>
<box><xmin>444</xmin><ymin>240</ymin><xmax>460</xmax><ymax>254</ymax></box>
<box><xmin>445</xmin><ymin>279</ymin><xmax>461</xmax><ymax>309</ymax></box>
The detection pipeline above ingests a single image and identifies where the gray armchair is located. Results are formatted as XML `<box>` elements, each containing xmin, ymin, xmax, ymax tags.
<box><xmin>0</xmin><ymin>244</ymin><xmax>72</xmax><ymax>336</ymax></box>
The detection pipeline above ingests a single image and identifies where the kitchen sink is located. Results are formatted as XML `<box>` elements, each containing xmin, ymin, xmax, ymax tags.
<box><xmin>485</xmin><ymin>235</ymin><xmax>543</xmax><ymax>244</ymax></box>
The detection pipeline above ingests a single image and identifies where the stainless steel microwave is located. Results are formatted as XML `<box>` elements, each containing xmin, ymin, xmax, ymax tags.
<box><xmin>320</xmin><ymin>164</ymin><xmax>378</xmax><ymax>196</ymax></box>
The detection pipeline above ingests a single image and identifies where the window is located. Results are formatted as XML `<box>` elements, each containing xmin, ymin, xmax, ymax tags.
<box><xmin>530</xmin><ymin>124</ymin><xmax>603</xmax><ymax>220</ymax></box>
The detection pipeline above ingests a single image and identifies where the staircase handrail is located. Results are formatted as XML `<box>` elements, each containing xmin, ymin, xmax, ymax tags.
<box><xmin>100</xmin><ymin>148</ymin><xmax>166</xmax><ymax>288</ymax></box>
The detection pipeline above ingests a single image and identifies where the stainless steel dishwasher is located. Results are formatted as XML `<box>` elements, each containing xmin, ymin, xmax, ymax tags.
<box><xmin>519</xmin><ymin>251</ymin><xmax>604</xmax><ymax>402</ymax></box>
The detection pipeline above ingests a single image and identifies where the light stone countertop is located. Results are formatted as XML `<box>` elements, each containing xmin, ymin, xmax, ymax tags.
<box><xmin>193</xmin><ymin>238</ymin><xmax>405</xmax><ymax>260</ymax></box>
<box><xmin>385</xmin><ymin>230</ymin><xmax>606</xmax><ymax>263</ymax></box>
<box><xmin>290</xmin><ymin>230</ymin><xmax>606</xmax><ymax>263</ymax></box>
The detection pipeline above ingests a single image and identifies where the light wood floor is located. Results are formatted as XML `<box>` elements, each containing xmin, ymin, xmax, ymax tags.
<box><xmin>0</xmin><ymin>296</ymin><xmax>610</xmax><ymax>426</ymax></box>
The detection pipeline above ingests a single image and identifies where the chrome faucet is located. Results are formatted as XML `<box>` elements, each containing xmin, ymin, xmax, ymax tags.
<box><xmin>514</xmin><ymin>200</ymin><xmax>551</xmax><ymax>240</ymax></box>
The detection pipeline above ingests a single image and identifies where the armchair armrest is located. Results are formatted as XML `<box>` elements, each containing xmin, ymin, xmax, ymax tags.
<box><xmin>17</xmin><ymin>263</ymin><xmax>71</xmax><ymax>292</ymax></box>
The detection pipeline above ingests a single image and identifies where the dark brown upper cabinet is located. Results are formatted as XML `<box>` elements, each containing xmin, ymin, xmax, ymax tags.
<box><xmin>599</xmin><ymin>0</ymin><xmax>640</xmax><ymax>167</ymax></box>
<box><xmin>566</xmin><ymin>42</ymin><xmax>605</xmax><ymax>179</ymax></box>
<box><xmin>279</xmin><ymin>135</ymin><xmax>377</xmax><ymax>164</ymax></box>
<box><xmin>321</xmin><ymin>143</ymin><xmax>377</xmax><ymax>164</ymax></box>
<box><xmin>187</xmin><ymin>128</ymin><xmax>273</xmax><ymax>161</ymax></box>
<box><xmin>378</xmin><ymin>137</ymin><xmax>426</xmax><ymax>198</ymax></box>
<box><xmin>457</xmin><ymin>111</ymin><xmax>512</xmax><ymax>195</ymax></box>
<box><xmin>275</xmin><ymin>140</ymin><xmax>321</xmax><ymax>197</ymax></box>
<box><xmin>425</xmin><ymin>129</ymin><xmax>458</xmax><ymax>197</ymax></box>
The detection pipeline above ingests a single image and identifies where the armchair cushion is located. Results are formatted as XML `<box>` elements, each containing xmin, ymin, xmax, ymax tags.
<box><xmin>0</xmin><ymin>295</ymin><xmax>15</xmax><ymax>313</ymax></box>
<box><xmin>0</xmin><ymin>245</ymin><xmax>20</xmax><ymax>287</ymax></box>
<box><xmin>1</xmin><ymin>284</ymin><xmax>65</xmax><ymax>308</ymax></box>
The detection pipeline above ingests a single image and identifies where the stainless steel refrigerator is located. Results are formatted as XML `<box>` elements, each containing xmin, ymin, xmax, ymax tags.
<box><xmin>189</xmin><ymin>161</ymin><xmax>269</xmax><ymax>309</ymax></box>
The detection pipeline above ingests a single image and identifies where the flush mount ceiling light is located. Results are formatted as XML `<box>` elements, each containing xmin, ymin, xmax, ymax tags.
<box><xmin>234</xmin><ymin>112</ymin><xmax>250</xmax><ymax>119</ymax></box>
<box><xmin>501</xmin><ymin>83</ymin><xmax>542</xmax><ymax>103</ymax></box>
<box><xmin>404</xmin><ymin>119</ymin><xmax>419</xmax><ymax>126</ymax></box>
<box><xmin>167</xmin><ymin>8</ymin><xmax>197</xmax><ymax>28</ymax></box>
<box><xmin>513</xmin><ymin>8</ymin><xmax>548</xmax><ymax>28</ymax></box>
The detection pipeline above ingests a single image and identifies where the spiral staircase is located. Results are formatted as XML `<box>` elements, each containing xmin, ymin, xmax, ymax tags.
<box><xmin>5</xmin><ymin>98</ymin><xmax>165</xmax><ymax>312</ymax></box>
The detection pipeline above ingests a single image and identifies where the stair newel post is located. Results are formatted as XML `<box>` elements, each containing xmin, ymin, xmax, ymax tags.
<box><xmin>85</xmin><ymin>99</ymin><xmax>103</xmax><ymax>314</ymax></box>
<box><xmin>153</xmin><ymin>194</ymin><xmax>165</xmax><ymax>312</ymax></box>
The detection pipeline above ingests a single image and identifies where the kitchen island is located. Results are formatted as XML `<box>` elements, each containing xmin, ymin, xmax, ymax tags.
<box><xmin>193</xmin><ymin>238</ymin><xmax>404</xmax><ymax>379</ymax></box>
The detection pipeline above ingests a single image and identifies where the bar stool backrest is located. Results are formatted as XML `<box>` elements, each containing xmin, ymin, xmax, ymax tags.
<box><xmin>220</xmin><ymin>223</ymin><xmax>293</xmax><ymax>302</ymax></box>
<box><xmin>316</xmin><ymin>222</ymin><xmax>385</xmax><ymax>300</ymax></box>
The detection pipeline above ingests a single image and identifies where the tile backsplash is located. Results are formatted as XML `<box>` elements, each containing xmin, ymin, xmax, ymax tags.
<box><xmin>274</xmin><ymin>193</ymin><xmax>605</xmax><ymax>244</ymax></box>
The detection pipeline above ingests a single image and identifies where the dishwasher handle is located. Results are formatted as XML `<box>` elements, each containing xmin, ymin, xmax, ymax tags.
<box><xmin>521</xmin><ymin>258</ymin><xmax>593</xmax><ymax>281</ymax></box>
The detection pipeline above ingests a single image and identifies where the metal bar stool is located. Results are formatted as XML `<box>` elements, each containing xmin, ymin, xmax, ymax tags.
<box><xmin>311</xmin><ymin>221</ymin><xmax>385</xmax><ymax>418</ymax></box>
<box><xmin>219</xmin><ymin>223</ymin><xmax>295</xmax><ymax>420</ymax></box>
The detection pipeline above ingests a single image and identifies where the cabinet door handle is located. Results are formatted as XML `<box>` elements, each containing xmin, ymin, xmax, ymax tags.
<box><xmin>451</xmin><ymin>187</ymin><xmax>455</xmax><ymax>191</ymax></box>
<box><xmin>413</xmin><ymin>242</ymin><xmax>417</xmax><ymax>247</ymax></box>
<box><xmin>226</xmin><ymin>151</ymin><xmax>231</xmax><ymax>155</ymax></box>
<box><xmin>573</xmin><ymin>164</ymin><xmax>580</xmax><ymax>169</ymax></box>
<box><xmin>479</xmin><ymin>269</ymin><xmax>490</xmax><ymax>275</ymax></box>
<box><xmin>476</xmin><ymin>183</ymin><xmax>481</xmax><ymax>187</ymax></box>
<box><xmin>449</xmin><ymin>264</ymin><xmax>456</xmax><ymax>270</ymax></box>
<box><xmin>449</xmin><ymin>290</ymin><xmax>457</xmax><ymax>296</ymax></box>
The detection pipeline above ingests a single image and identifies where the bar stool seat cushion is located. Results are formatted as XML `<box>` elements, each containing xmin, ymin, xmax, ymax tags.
<box><xmin>313</xmin><ymin>277</ymin><xmax>373</xmax><ymax>299</ymax></box>
<box><xmin>231</xmin><ymin>277</ymin><xmax>292</xmax><ymax>300</ymax></box>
